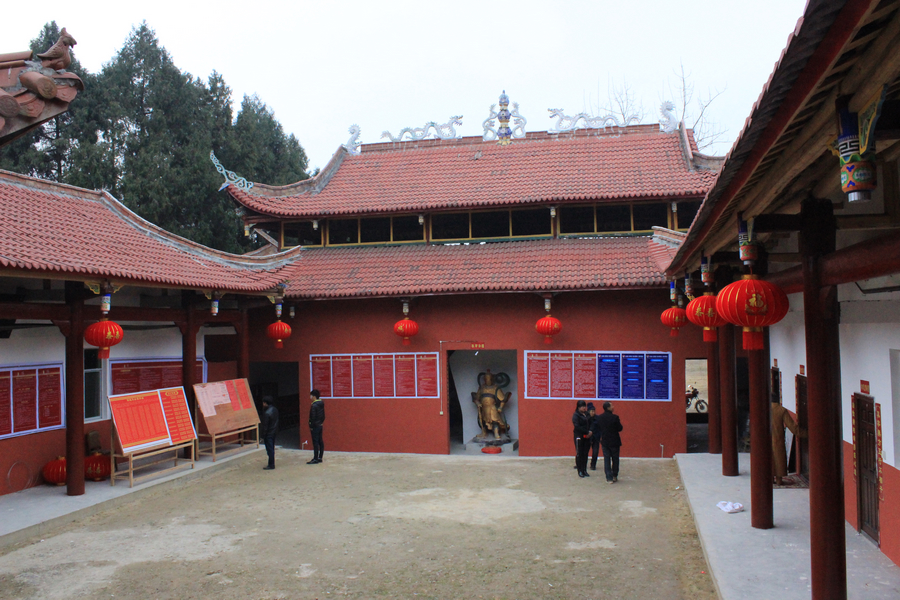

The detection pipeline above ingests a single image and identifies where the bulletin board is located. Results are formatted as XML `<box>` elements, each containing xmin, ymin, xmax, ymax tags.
<box><xmin>192</xmin><ymin>378</ymin><xmax>259</xmax><ymax>435</ymax></box>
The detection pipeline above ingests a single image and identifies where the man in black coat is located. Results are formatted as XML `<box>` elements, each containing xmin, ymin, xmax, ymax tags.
<box><xmin>572</xmin><ymin>400</ymin><xmax>593</xmax><ymax>478</ymax></box>
<box><xmin>596</xmin><ymin>401</ymin><xmax>623</xmax><ymax>483</ymax></box>
<box><xmin>587</xmin><ymin>402</ymin><xmax>601</xmax><ymax>471</ymax></box>
<box><xmin>308</xmin><ymin>389</ymin><xmax>325</xmax><ymax>464</ymax></box>
<box><xmin>261</xmin><ymin>396</ymin><xmax>279</xmax><ymax>470</ymax></box>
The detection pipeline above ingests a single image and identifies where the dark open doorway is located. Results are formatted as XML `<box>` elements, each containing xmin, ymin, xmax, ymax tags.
<box><xmin>685</xmin><ymin>358</ymin><xmax>709</xmax><ymax>453</ymax></box>
<box><xmin>250</xmin><ymin>361</ymin><xmax>300</xmax><ymax>448</ymax></box>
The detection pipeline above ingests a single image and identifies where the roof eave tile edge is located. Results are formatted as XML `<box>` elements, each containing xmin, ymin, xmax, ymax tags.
<box><xmin>231</xmin><ymin>146</ymin><xmax>348</xmax><ymax>201</ymax></box>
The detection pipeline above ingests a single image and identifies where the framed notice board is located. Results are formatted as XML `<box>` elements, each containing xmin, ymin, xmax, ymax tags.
<box><xmin>109</xmin><ymin>386</ymin><xmax>197</xmax><ymax>454</ymax></box>
<box><xmin>193</xmin><ymin>378</ymin><xmax>260</xmax><ymax>435</ymax></box>
<box><xmin>0</xmin><ymin>363</ymin><xmax>64</xmax><ymax>440</ymax></box>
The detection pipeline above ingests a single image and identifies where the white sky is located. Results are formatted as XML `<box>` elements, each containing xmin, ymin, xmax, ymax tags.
<box><xmin>10</xmin><ymin>0</ymin><xmax>809</xmax><ymax>173</ymax></box>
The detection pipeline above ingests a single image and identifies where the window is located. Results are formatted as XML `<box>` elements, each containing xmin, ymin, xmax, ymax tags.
<box><xmin>560</xmin><ymin>206</ymin><xmax>595</xmax><ymax>234</ymax></box>
<box><xmin>392</xmin><ymin>215</ymin><xmax>425</xmax><ymax>242</ymax></box>
<box><xmin>471</xmin><ymin>211</ymin><xmax>510</xmax><ymax>239</ymax></box>
<box><xmin>328</xmin><ymin>219</ymin><xmax>359</xmax><ymax>245</ymax></box>
<box><xmin>511</xmin><ymin>208</ymin><xmax>552</xmax><ymax>236</ymax></box>
<box><xmin>360</xmin><ymin>217</ymin><xmax>391</xmax><ymax>243</ymax></box>
<box><xmin>675</xmin><ymin>200</ymin><xmax>701</xmax><ymax>230</ymax></box>
<box><xmin>432</xmin><ymin>213</ymin><xmax>469</xmax><ymax>240</ymax></box>
<box><xmin>560</xmin><ymin>202</ymin><xmax>677</xmax><ymax>235</ymax></box>
<box><xmin>84</xmin><ymin>349</ymin><xmax>104</xmax><ymax>421</ymax></box>
<box><xmin>596</xmin><ymin>205</ymin><xmax>632</xmax><ymax>232</ymax></box>
<box><xmin>632</xmin><ymin>203</ymin><xmax>668</xmax><ymax>231</ymax></box>
<box><xmin>282</xmin><ymin>222</ymin><xmax>322</xmax><ymax>248</ymax></box>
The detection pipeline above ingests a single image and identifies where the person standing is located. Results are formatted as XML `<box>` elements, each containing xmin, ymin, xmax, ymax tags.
<box><xmin>572</xmin><ymin>400</ymin><xmax>592</xmax><ymax>478</ymax></box>
<box><xmin>308</xmin><ymin>389</ymin><xmax>325</xmax><ymax>464</ymax></box>
<box><xmin>596</xmin><ymin>401</ymin><xmax>623</xmax><ymax>483</ymax></box>
<box><xmin>771</xmin><ymin>397</ymin><xmax>802</xmax><ymax>485</ymax></box>
<box><xmin>261</xmin><ymin>396</ymin><xmax>279</xmax><ymax>470</ymax></box>
<box><xmin>588</xmin><ymin>402</ymin><xmax>601</xmax><ymax>471</ymax></box>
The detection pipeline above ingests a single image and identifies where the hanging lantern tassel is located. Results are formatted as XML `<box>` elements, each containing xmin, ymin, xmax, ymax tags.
<box><xmin>686</xmin><ymin>293</ymin><xmax>727</xmax><ymax>342</ymax></box>
<box><xmin>84</xmin><ymin>318</ymin><xmax>124</xmax><ymax>359</ymax></box>
<box><xmin>394</xmin><ymin>317</ymin><xmax>419</xmax><ymax>345</ymax></box>
<box><xmin>535</xmin><ymin>315</ymin><xmax>562</xmax><ymax>344</ymax></box>
<box><xmin>267</xmin><ymin>320</ymin><xmax>292</xmax><ymax>349</ymax></box>
<box><xmin>716</xmin><ymin>274</ymin><xmax>789</xmax><ymax>350</ymax></box>
<box><xmin>660</xmin><ymin>306</ymin><xmax>687</xmax><ymax>337</ymax></box>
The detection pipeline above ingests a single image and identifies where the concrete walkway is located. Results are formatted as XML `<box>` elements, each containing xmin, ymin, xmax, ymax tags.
<box><xmin>2</xmin><ymin>448</ymin><xmax>899</xmax><ymax>599</ymax></box>
<box><xmin>676</xmin><ymin>452</ymin><xmax>900</xmax><ymax>599</ymax></box>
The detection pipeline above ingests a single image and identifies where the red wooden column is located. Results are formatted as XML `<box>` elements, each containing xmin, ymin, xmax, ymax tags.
<box><xmin>237</xmin><ymin>304</ymin><xmax>250</xmax><ymax>379</ymax></box>
<box><xmin>63</xmin><ymin>282</ymin><xmax>85</xmax><ymax>496</ymax></box>
<box><xmin>719</xmin><ymin>323</ymin><xmax>739</xmax><ymax>476</ymax></box>
<box><xmin>749</xmin><ymin>347</ymin><xmax>773</xmax><ymax>528</ymax></box>
<box><xmin>180</xmin><ymin>292</ymin><xmax>199</xmax><ymax>418</ymax></box>
<box><xmin>800</xmin><ymin>197</ymin><xmax>845</xmax><ymax>599</ymax></box>
<box><xmin>707</xmin><ymin>338</ymin><xmax>722</xmax><ymax>454</ymax></box>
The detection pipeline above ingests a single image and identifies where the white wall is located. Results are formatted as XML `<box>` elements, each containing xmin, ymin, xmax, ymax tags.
<box><xmin>448</xmin><ymin>350</ymin><xmax>518</xmax><ymax>443</ymax></box>
<box><xmin>768</xmin><ymin>293</ymin><xmax>807</xmax><ymax>413</ymax></box>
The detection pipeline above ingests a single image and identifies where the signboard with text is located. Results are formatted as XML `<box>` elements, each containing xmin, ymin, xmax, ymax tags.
<box><xmin>0</xmin><ymin>363</ymin><xmax>64</xmax><ymax>440</ymax></box>
<box><xmin>525</xmin><ymin>351</ymin><xmax>671</xmax><ymax>402</ymax></box>
<box><xmin>109</xmin><ymin>386</ymin><xmax>197</xmax><ymax>454</ymax></box>
<box><xmin>111</xmin><ymin>359</ymin><xmax>205</xmax><ymax>395</ymax></box>
<box><xmin>192</xmin><ymin>378</ymin><xmax>260</xmax><ymax>435</ymax></box>
<box><xmin>310</xmin><ymin>353</ymin><xmax>440</xmax><ymax>399</ymax></box>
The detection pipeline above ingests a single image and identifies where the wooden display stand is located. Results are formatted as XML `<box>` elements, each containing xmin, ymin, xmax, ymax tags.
<box><xmin>108</xmin><ymin>386</ymin><xmax>198</xmax><ymax>488</ymax></box>
<box><xmin>197</xmin><ymin>423</ymin><xmax>259</xmax><ymax>461</ymax></box>
<box><xmin>193</xmin><ymin>379</ymin><xmax>261</xmax><ymax>462</ymax></box>
<box><xmin>110</xmin><ymin>431</ymin><xmax>195</xmax><ymax>488</ymax></box>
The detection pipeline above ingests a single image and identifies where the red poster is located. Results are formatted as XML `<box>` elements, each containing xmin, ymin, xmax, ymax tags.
<box><xmin>573</xmin><ymin>353</ymin><xmax>597</xmax><ymax>399</ymax></box>
<box><xmin>225</xmin><ymin>379</ymin><xmax>243</xmax><ymax>411</ymax></box>
<box><xmin>416</xmin><ymin>354</ymin><xmax>438</xmax><ymax>397</ymax></box>
<box><xmin>236</xmin><ymin>379</ymin><xmax>253</xmax><ymax>410</ymax></box>
<box><xmin>373</xmin><ymin>355</ymin><xmax>395</xmax><ymax>397</ymax></box>
<box><xmin>38</xmin><ymin>367</ymin><xmax>63</xmax><ymax>428</ymax></box>
<box><xmin>112</xmin><ymin>360</ymin><xmax>203</xmax><ymax>395</ymax></box>
<box><xmin>109</xmin><ymin>391</ymin><xmax>170</xmax><ymax>452</ymax></box>
<box><xmin>550</xmin><ymin>353</ymin><xmax>573</xmax><ymax>398</ymax></box>
<box><xmin>332</xmin><ymin>356</ymin><xmax>353</xmax><ymax>397</ymax></box>
<box><xmin>311</xmin><ymin>357</ymin><xmax>332</xmax><ymax>397</ymax></box>
<box><xmin>111</xmin><ymin>364</ymin><xmax>141</xmax><ymax>394</ymax></box>
<box><xmin>353</xmin><ymin>356</ymin><xmax>374</xmax><ymax>398</ymax></box>
<box><xmin>527</xmin><ymin>353</ymin><xmax>550</xmax><ymax>397</ymax></box>
<box><xmin>139</xmin><ymin>365</ymin><xmax>164</xmax><ymax>392</ymax></box>
<box><xmin>0</xmin><ymin>371</ymin><xmax>11</xmax><ymax>436</ymax></box>
<box><xmin>159</xmin><ymin>387</ymin><xmax>196</xmax><ymax>445</ymax></box>
<box><xmin>396</xmin><ymin>355</ymin><xmax>416</xmax><ymax>397</ymax></box>
<box><xmin>12</xmin><ymin>369</ymin><xmax>37</xmax><ymax>432</ymax></box>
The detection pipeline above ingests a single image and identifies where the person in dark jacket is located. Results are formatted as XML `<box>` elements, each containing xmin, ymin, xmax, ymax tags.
<box><xmin>261</xmin><ymin>396</ymin><xmax>279</xmax><ymax>470</ymax></box>
<box><xmin>572</xmin><ymin>399</ymin><xmax>593</xmax><ymax>478</ymax></box>
<box><xmin>596</xmin><ymin>401</ymin><xmax>623</xmax><ymax>483</ymax></box>
<box><xmin>587</xmin><ymin>402</ymin><xmax>601</xmax><ymax>471</ymax></box>
<box><xmin>308</xmin><ymin>389</ymin><xmax>325</xmax><ymax>464</ymax></box>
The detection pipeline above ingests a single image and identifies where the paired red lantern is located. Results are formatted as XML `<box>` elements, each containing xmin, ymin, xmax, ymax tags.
<box><xmin>266</xmin><ymin>320</ymin><xmax>292</xmax><ymax>349</ymax></box>
<box><xmin>42</xmin><ymin>456</ymin><xmax>66</xmax><ymax>485</ymax></box>
<box><xmin>535</xmin><ymin>315</ymin><xmax>562</xmax><ymax>344</ymax></box>
<box><xmin>84</xmin><ymin>318</ymin><xmax>124</xmax><ymax>359</ymax></box>
<box><xmin>686</xmin><ymin>293</ymin><xmax>727</xmax><ymax>342</ymax></box>
<box><xmin>660</xmin><ymin>306</ymin><xmax>687</xmax><ymax>336</ymax></box>
<box><xmin>716</xmin><ymin>274</ymin><xmax>789</xmax><ymax>350</ymax></box>
<box><xmin>394</xmin><ymin>317</ymin><xmax>419</xmax><ymax>345</ymax></box>
<box><xmin>84</xmin><ymin>452</ymin><xmax>111</xmax><ymax>481</ymax></box>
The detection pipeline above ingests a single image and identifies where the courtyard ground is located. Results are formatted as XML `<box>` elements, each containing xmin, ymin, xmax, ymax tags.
<box><xmin>0</xmin><ymin>450</ymin><xmax>716</xmax><ymax>600</ymax></box>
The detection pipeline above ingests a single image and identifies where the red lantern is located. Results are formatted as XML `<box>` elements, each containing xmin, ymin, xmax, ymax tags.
<box><xmin>394</xmin><ymin>317</ymin><xmax>419</xmax><ymax>345</ymax></box>
<box><xmin>84</xmin><ymin>452</ymin><xmax>111</xmax><ymax>481</ymax></box>
<box><xmin>84</xmin><ymin>319</ymin><xmax>124</xmax><ymax>359</ymax></box>
<box><xmin>686</xmin><ymin>293</ymin><xmax>727</xmax><ymax>342</ymax></box>
<box><xmin>266</xmin><ymin>320</ymin><xmax>292</xmax><ymax>349</ymax></box>
<box><xmin>535</xmin><ymin>315</ymin><xmax>561</xmax><ymax>344</ymax></box>
<box><xmin>42</xmin><ymin>456</ymin><xmax>66</xmax><ymax>485</ymax></box>
<box><xmin>660</xmin><ymin>306</ymin><xmax>687</xmax><ymax>336</ymax></box>
<box><xmin>716</xmin><ymin>274</ymin><xmax>789</xmax><ymax>350</ymax></box>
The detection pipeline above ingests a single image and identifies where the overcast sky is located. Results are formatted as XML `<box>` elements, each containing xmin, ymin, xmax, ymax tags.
<box><xmin>10</xmin><ymin>0</ymin><xmax>808</xmax><ymax>173</ymax></box>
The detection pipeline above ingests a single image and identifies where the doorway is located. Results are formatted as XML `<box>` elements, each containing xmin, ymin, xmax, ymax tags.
<box><xmin>685</xmin><ymin>358</ymin><xmax>709</xmax><ymax>453</ymax></box>
<box><xmin>854</xmin><ymin>393</ymin><xmax>879</xmax><ymax>543</ymax></box>
<box><xmin>250</xmin><ymin>361</ymin><xmax>300</xmax><ymax>448</ymax></box>
<box><xmin>795</xmin><ymin>375</ymin><xmax>809</xmax><ymax>481</ymax></box>
<box><xmin>447</xmin><ymin>350</ymin><xmax>518</xmax><ymax>453</ymax></box>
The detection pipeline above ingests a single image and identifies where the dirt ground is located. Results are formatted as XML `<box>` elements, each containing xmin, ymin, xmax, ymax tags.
<box><xmin>0</xmin><ymin>450</ymin><xmax>717</xmax><ymax>600</ymax></box>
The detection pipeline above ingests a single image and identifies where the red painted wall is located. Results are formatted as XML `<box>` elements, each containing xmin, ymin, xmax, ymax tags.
<box><xmin>843</xmin><ymin>440</ymin><xmax>858</xmax><ymax>529</ymax></box>
<box><xmin>0</xmin><ymin>419</ymin><xmax>111</xmax><ymax>495</ymax></box>
<box><xmin>249</xmin><ymin>290</ymin><xmax>704</xmax><ymax>458</ymax></box>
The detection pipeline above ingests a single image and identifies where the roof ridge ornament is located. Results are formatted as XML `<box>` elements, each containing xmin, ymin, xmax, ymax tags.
<box><xmin>381</xmin><ymin>116</ymin><xmax>463</xmax><ymax>142</ymax></box>
<box><xmin>210</xmin><ymin>151</ymin><xmax>254</xmax><ymax>192</ymax></box>
<box><xmin>659</xmin><ymin>101</ymin><xmax>678</xmax><ymax>133</ymax></box>
<box><xmin>344</xmin><ymin>124</ymin><xmax>362</xmax><ymax>155</ymax></box>
<box><xmin>547</xmin><ymin>108</ymin><xmax>639</xmax><ymax>134</ymax></box>
<box><xmin>483</xmin><ymin>91</ymin><xmax>526</xmax><ymax>145</ymax></box>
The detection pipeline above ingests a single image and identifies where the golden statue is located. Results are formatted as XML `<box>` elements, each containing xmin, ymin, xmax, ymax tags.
<box><xmin>472</xmin><ymin>370</ymin><xmax>512</xmax><ymax>440</ymax></box>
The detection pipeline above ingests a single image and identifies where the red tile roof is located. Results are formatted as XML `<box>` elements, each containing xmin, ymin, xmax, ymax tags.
<box><xmin>227</xmin><ymin>125</ymin><xmax>718</xmax><ymax>219</ymax></box>
<box><xmin>0</xmin><ymin>170</ymin><xmax>295</xmax><ymax>292</ymax></box>
<box><xmin>280</xmin><ymin>236</ymin><xmax>667</xmax><ymax>299</ymax></box>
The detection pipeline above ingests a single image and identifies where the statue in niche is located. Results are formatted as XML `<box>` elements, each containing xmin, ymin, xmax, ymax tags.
<box><xmin>472</xmin><ymin>370</ymin><xmax>512</xmax><ymax>440</ymax></box>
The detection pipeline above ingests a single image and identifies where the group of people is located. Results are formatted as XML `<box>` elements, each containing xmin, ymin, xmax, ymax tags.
<box><xmin>260</xmin><ymin>389</ymin><xmax>326</xmax><ymax>470</ymax></box>
<box><xmin>573</xmin><ymin>400</ymin><xmax>623</xmax><ymax>482</ymax></box>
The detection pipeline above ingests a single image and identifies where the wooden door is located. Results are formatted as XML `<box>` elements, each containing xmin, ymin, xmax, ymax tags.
<box><xmin>855</xmin><ymin>393</ymin><xmax>879</xmax><ymax>542</ymax></box>
<box><xmin>795</xmin><ymin>375</ymin><xmax>809</xmax><ymax>481</ymax></box>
